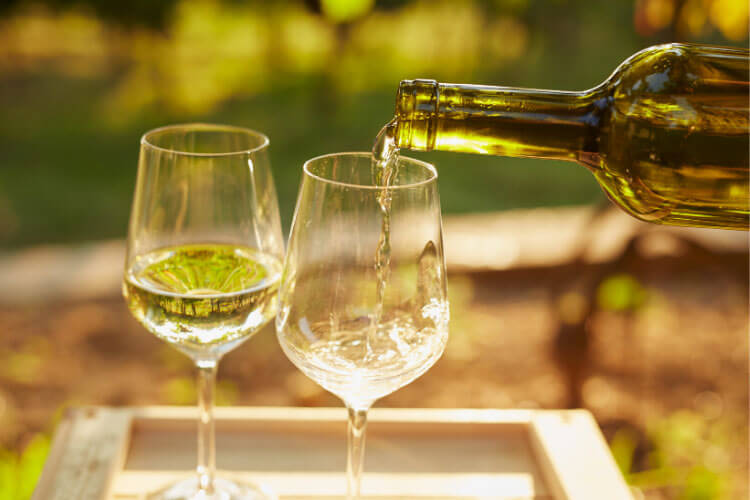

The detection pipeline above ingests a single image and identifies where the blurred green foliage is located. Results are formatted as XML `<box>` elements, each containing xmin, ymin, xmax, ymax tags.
<box><xmin>0</xmin><ymin>434</ymin><xmax>49</xmax><ymax>500</ymax></box>
<box><xmin>319</xmin><ymin>0</ymin><xmax>375</xmax><ymax>22</ymax></box>
<box><xmin>611</xmin><ymin>426</ymin><xmax>640</xmax><ymax>477</ymax></box>
<box><xmin>612</xmin><ymin>411</ymin><xmax>745</xmax><ymax>499</ymax></box>
<box><xmin>597</xmin><ymin>274</ymin><xmax>648</xmax><ymax>312</ymax></box>
<box><xmin>162</xmin><ymin>376</ymin><xmax>239</xmax><ymax>406</ymax></box>
<box><xmin>0</xmin><ymin>0</ymin><xmax>746</xmax><ymax>248</ymax></box>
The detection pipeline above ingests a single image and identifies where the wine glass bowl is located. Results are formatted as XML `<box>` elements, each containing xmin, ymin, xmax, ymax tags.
<box><xmin>123</xmin><ymin>123</ymin><xmax>283</xmax><ymax>500</ymax></box>
<box><xmin>276</xmin><ymin>152</ymin><xmax>448</xmax><ymax>496</ymax></box>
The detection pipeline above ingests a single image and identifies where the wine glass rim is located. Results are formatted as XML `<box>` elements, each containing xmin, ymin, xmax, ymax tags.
<box><xmin>141</xmin><ymin>123</ymin><xmax>270</xmax><ymax>157</ymax></box>
<box><xmin>303</xmin><ymin>151</ymin><xmax>438</xmax><ymax>190</ymax></box>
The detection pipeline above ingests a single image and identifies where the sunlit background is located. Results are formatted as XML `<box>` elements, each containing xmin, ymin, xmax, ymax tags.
<box><xmin>0</xmin><ymin>0</ymin><xmax>747</xmax><ymax>498</ymax></box>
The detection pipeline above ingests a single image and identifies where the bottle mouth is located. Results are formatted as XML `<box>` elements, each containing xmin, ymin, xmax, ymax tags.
<box><xmin>396</xmin><ymin>79</ymin><xmax>439</xmax><ymax>151</ymax></box>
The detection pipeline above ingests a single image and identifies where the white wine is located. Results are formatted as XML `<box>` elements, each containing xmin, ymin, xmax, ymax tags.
<box><xmin>279</xmin><ymin>306</ymin><xmax>448</xmax><ymax>407</ymax></box>
<box><xmin>371</xmin><ymin>120</ymin><xmax>400</xmax><ymax>350</ymax></box>
<box><xmin>124</xmin><ymin>244</ymin><xmax>281</xmax><ymax>359</ymax></box>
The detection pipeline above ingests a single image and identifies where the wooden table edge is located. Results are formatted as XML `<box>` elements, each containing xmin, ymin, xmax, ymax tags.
<box><xmin>33</xmin><ymin>406</ymin><xmax>633</xmax><ymax>500</ymax></box>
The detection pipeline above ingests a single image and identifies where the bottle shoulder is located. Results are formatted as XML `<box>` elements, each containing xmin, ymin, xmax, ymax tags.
<box><xmin>595</xmin><ymin>43</ymin><xmax>748</xmax><ymax>133</ymax></box>
<box><xmin>604</xmin><ymin>43</ymin><xmax>749</xmax><ymax>97</ymax></box>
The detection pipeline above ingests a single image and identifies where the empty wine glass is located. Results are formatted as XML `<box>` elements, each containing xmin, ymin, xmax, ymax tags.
<box><xmin>123</xmin><ymin>124</ymin><xmax>284</xmax><ymax>500</ymax></box>
<box><xmin>276</xmin><ymin>152</ymin><xmax>449</xmax><ymax>498</ymax></box>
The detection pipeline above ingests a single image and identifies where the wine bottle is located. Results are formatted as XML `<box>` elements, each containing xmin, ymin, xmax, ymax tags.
<box><xmin>388</xmin><ymin>43</ymin><xmax>749</xmax><ymax>230</ymax></box>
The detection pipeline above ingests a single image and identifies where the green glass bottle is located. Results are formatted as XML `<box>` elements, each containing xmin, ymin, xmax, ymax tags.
<box><xmin>390</xmin><ymin>43</ymin><xmax>749</xmax><ymax>230</ymax></box>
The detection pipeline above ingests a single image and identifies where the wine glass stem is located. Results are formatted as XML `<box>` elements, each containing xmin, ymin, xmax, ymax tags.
<box><xmin>346</xmin><ymin>406</ymin><xmax>369</xmax><ymax>499</ymax></box>
<box><xmin>197</xmin><ymin>361</ymin><xmax>218</xmax><ymax>495</ymax></box>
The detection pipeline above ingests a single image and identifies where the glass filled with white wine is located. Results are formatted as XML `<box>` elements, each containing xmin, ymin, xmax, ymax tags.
<box><xmin>276</xmin><ymin>152</ymin><xmax>449</xmax><ymax>498</ymax></box>
<box><xmin>123</xmin><ymin>124</ymin><xmax>284</xmax><ymax>500</ymax></box>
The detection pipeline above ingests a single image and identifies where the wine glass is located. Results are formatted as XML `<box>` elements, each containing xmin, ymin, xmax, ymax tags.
<box><xmin>123</xmin><ymin>124</ymin><xmax>284</xmax><ymax>500</ymax></box>
<box><xmin>276</xmin><ymin>152</ymin><xmax>449</xmax><ymax>498</ymax></box>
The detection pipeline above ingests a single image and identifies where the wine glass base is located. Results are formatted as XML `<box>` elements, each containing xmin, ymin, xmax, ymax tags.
<box><xmin>147</xmin><ymin>477</ymin><xmax>277</xmax><ymax>500</ymax></box>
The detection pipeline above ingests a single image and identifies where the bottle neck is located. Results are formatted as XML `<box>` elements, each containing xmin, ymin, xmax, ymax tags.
<box><xmin>395</xmin><ymin>79</ymin><xmax>606</xmax><ymax>162</ymax></box>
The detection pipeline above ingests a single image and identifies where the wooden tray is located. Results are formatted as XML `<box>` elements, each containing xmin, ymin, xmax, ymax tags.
<box><xmin>32</xmin><ymin>406</ymin><xmax>633</xmax><ymax>500</ymax></box>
